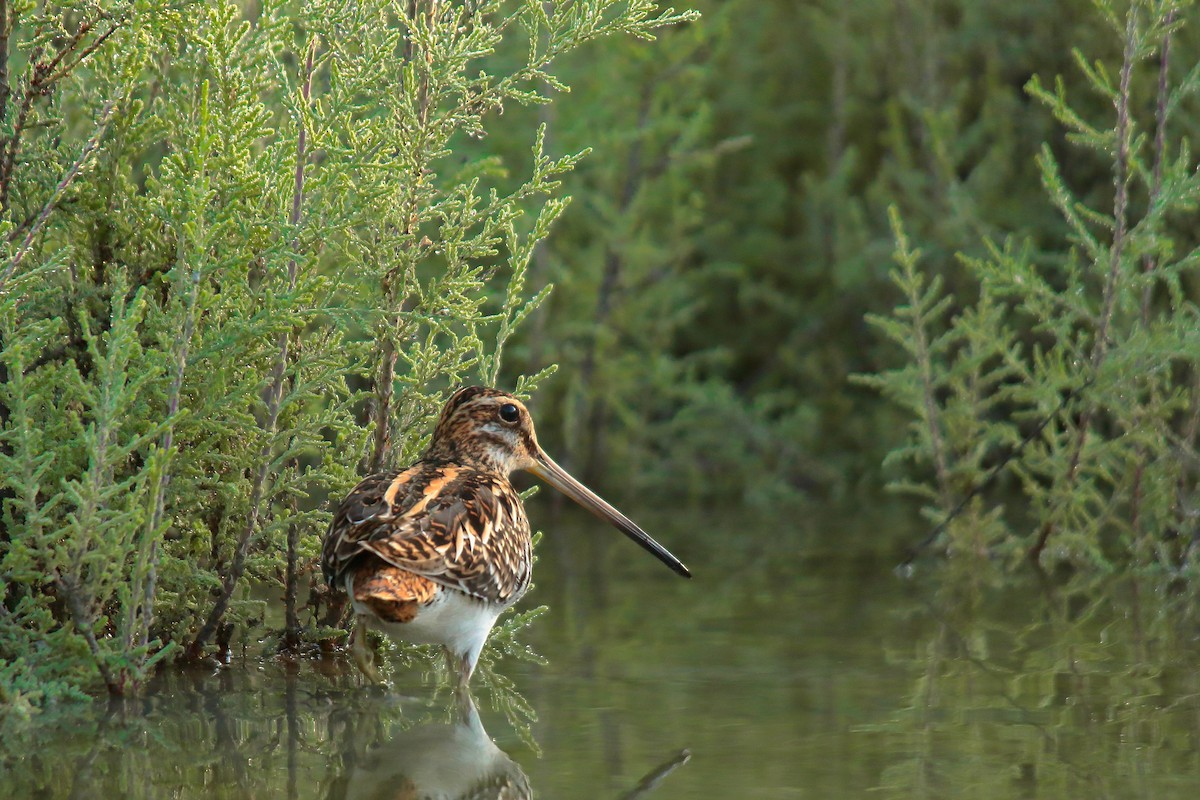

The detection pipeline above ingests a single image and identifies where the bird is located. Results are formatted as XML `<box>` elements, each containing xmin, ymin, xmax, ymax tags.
<box><xmin>344</xmin><ymin>693</ymin><xmax>532</xmax><ymax>800</ymax></box>
<box><xmin>322</xmin><ymin>385</ymin><xmax>690</xmax><ymax>686</ymax></box>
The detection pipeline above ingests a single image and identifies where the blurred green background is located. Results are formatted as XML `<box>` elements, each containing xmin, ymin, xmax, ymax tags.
<box><xmin>490</xmin><ymin>0</ymin><xmax>1187</xmax><ymax>514</ymax></box>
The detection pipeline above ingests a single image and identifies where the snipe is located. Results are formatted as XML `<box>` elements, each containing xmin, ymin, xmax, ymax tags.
<box><xmin>322</xmin><ymin>386</ymin><xmax>690</xmax><ymax>684</ymax></box>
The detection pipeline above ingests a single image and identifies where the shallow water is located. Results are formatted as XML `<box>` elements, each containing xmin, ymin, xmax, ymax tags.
<box><xmin>4</xmin><ymin>510</ymin><xmax>1200</xmax><ymax>798</ymax></box>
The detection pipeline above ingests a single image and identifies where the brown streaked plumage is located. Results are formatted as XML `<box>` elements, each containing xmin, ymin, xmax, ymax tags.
<box><xmin>322</xmin><ymin>386</ymin><xmax>689</xmax><ymax>685</ymax></box>
<box><xmin>351</xmin><ymin>562</ymin><xmax>438</xmax><ymax>623</ymax></box>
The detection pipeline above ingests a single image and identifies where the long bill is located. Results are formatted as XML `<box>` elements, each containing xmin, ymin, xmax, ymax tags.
<box><xmin>529</xmin><ymin>451</ymin><xmax>691</xmax><ymax>579</ymax></box>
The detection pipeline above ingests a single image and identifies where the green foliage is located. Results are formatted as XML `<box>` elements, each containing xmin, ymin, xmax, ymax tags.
<box><xmin>0</xmin><ymin>0</ymin><xmax>694</xmax><ymax>712</ymax></box>
<box><xmin>503</xmin><ymin>6</ymin><xmax>724</xmax><ymax>493</ymax></box>
<box><xmin>493</xmin><ymin>2</ymin><xmax>830</xmax><ymax>509</ymax></box>
<box><xmin>490</xmin><ymin>0</ymin><xmax>1124</xmax><ymax>511</ymax></box>
<box><xmin>862</xmin><ymin>0</ymin><xmax>1200</xmax><ymax>569</ymax></box>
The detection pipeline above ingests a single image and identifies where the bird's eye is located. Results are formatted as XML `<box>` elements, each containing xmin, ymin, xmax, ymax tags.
<box><xmin>498</xmin><ymin>403</ymin><xmax>520</xmax><ymax>423</ymax></box>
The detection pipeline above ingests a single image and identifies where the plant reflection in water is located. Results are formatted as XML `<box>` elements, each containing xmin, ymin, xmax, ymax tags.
<box><xmin>865</xmin><ymin>561</ymin><xmax>1200</xmax><ymax>799</ymax></box>
<box><xmin>10</xmin><ymin>510</ymin><xmax>1198</xmax><ymax>798</ymax></box>
<box><xmin>0</xmin><ymin>656</ymin><xmax>692</xmax><ymax>800</ymax></box>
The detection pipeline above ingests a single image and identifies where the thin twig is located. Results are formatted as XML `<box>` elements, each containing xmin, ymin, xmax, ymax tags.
<box><xmin>0</xmin><ymin>98</ymin><xmax>116</xmax><ymax>292</ymax></box>
<box><xmin>1092</xmin><ymin>10</ymin><xmax>1136</xmax><ymax>370</ymax></box>
<box><xmin>1131</xmin><ymin>9</ymin><xmax>1175</xmax><ymax>543</ymax></box>
<box><xmin>56</xmin><ymin>575</ymin><xmax>118</xmax><ymax>694</ymax></box>
<box><xmin>189</xmin><ymin>41</ymin><xmax>316</xmax><ymax>656</ymax></box>
<box><xmin>0</xmin><ymin>66</ymin><xmax>35</xmax><ymax>211</ymax></box>
<box><xmin>36</xmin><ymin>19</ymin><xmax>93</xmax><ymax>84</ymax></box>
<box><xmin>136</xmin><ymin>257</ymin><xmax>201</xmax><ymax>656</ymax></box>
<box><xmin>368</xmin><ymin>3</ymin><xmax>444</xmax><ymax>474</ymax></box>
<box><xmin>280</xmin><ymin>41</ymin><xmax>316</xmax><ymax>654</ymax></box>
<box><xmin>901</xmin><ymin>377</ymin><xmax>1094</xmax><ymax>568</ymax></box>
<box><xmin>43</xmin><ymin>16</ymin><xmax>125</xmax><ymax>87</ymax></box>
<box><xmin>368</xmin><ymin>336</ymin><xmax>397</xmax><ymax>473</ymax></box>
<box><xmin>1141</xmin><ymin>10</ymin><xmax>1174</xmax><ymax>325</ymax></box>
<box><xmin>896</xmin><ymin>213</ymin><xmax>954</xmax><ymax>508</ymax></box>
<box><xmin>1030</xmin><ymin>10</ymin><xmax>1137</xmax><ymax>562</ymax></box>
<box><xmin>282</xmin><ymin>463</ymin><xmax>301</xmax><ymax>652</ymax></box>
<box><xmin>144</xmin><ymin>79</ymin><xmax>219</xmax><ymax>661</ymax></box>
<box><xmin>0</xmin><ymin>11</ymin><xmax>127</xmax><ymax>215</ymax></box>
<box><xmin>0</xmin><ymin>0</ymin><xmax>11</xmax><ymax>129</ymax></box>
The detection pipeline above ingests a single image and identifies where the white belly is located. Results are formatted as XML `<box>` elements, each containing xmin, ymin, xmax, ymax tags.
<box><xmin>347</xmin><ymin>577</ymin><xmax>507</xmax><ymax>673</ymax></box>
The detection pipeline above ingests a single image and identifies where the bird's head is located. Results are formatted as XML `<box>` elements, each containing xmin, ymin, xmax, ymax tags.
<box><xmin>424</xmin><ymin>386</ymin><xmax>691</xmax><ymax>578</ymax></box>
<box><xmin>425</xmin><ymin>386</ymin><xmax>541</xmax><ymax>474</ymax></box>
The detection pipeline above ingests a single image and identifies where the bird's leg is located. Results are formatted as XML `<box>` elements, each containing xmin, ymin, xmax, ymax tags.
<box><xmin>442</xmin><ymin>646</ymin><xmax>474</xmax><ymax>708</ymax></box>
<box><xmin>457</xmin><ymin>653</ymin><xmax>473</xmax><ymax>695</ymax></box>
<box><xmin>350</xmin><ymin>614</ymin><xmax>382</xmax><ymax>684</ymax></box>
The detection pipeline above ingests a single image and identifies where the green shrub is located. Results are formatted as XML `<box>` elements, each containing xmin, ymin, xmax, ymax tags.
<box><xmin>0</xmin><ymin>0</ymin><xmax>694</xmax><ymax>715</ymax></box>
<box><xmin>861</xmin><ymin>0</ymin><xmax>1200</xmax><ymax>570</ymax></box>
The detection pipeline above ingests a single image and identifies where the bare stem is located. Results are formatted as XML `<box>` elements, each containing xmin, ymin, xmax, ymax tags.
<box><xmin>283</xmin><ymin>502</ymin><xmax>301</xmax><ymax>652</ymax></box>
<box><xmin>281</xmin><ymin>38</ymin><xmax>314</xmax><ymax>644</ymax></box>
<box><xmin>43</xmin><ymin>16</ymin><xmax>124</xmax><ymax>87</ymax></box>
<box><xmin>1131</xmin><ymin>9</ymin><xmax>1176</xmax><ymax>555</ymax></box>
<box><xmin>916</xmin><ymin>325</ymin><xmax>953</xmax><ymax>510</ymax></box>
<box><xmin>140</xmin><ymin>249</ymin><xmax>202</xmax><ymax>656</ymax></box>
<box><xmin>189</xmin><ymin>41</ymin><xmax>315</xmax><ymax>657</ymax></box>
<box><xmin>368</xmin><ymin>336</ymin><xmax>397</xmax><ymax>473</ymax></box>
<box><xmin>0</xmin><ymin>98</ymin><xmax>116</xmax><ymax>291</ymax></box>
<box><xmin>1141</xmin><ymin>10</ymin><xmax>1174</xmax><ymax>325</ymax></box>
<box><xmin>0</xmin><ymin>0</ymin><xmax>11</xmax><ymax>129</ymax></box>
<box><xmin>0</xmin><ymin>65</ymin><xmax>34</xmax><ymax>213</ymax></box>
<box><xmin>0</xmin><ymin>10</ymin><xmax>125</xmax><ymax>216</ymax></box>
<box><xmin>368</xmin><ymin>3</ymin><xmax>444</xmax><ymax>474</ymax></box>
<box><xmin>57</xmin><ymin>575</ymin><xmax>118</xmax><ymax>694</ymax></box>
<box><xmin>1032</xmin><ymin>10</ymin><xmax>1137</xmax><ymax>562</ymax></box>
<box><xmin>145</xmin><ymin>79</ymin><xmax>219</xmax><ymax>661</ymax></box>
<box><xmin>1092</xmin><ymin>10</ymin><xmax>1135</xmax><ymax>370</ymax></box>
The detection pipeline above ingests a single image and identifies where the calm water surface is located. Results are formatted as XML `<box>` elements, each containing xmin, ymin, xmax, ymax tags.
<box><xmin>4</xmin><ymin>510</ymin><xmax>1200</xmax><ymax>798</ymax></box>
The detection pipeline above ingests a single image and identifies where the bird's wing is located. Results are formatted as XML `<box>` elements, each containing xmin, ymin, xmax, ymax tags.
<box><xmin>322</xmin><ymin>464</ymin><xmax>532</xmax><ymax>604</ymax></box>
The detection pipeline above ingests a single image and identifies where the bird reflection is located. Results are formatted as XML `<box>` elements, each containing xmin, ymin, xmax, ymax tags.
<box><xmin>342</xmin><ymin>694</ymin><xmax>531</xmax><ymax>800</ymax></box>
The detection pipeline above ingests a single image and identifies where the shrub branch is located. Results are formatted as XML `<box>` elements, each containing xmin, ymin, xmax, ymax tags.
<box><xmin>188</xmin><ymin>41</ymin><xmax>316</xmax><ymax>658</ymax></box>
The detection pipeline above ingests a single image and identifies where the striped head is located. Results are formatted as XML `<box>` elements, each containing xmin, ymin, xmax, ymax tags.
<box><xmin>422</xmin><ymin>386</ymin><xmax>691</xmax><ymax>578</ymax></box>
<box><xmin>424</xmin><ymin>386</ymin><xmax>539</xmax><ymax>474</ymax></box>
